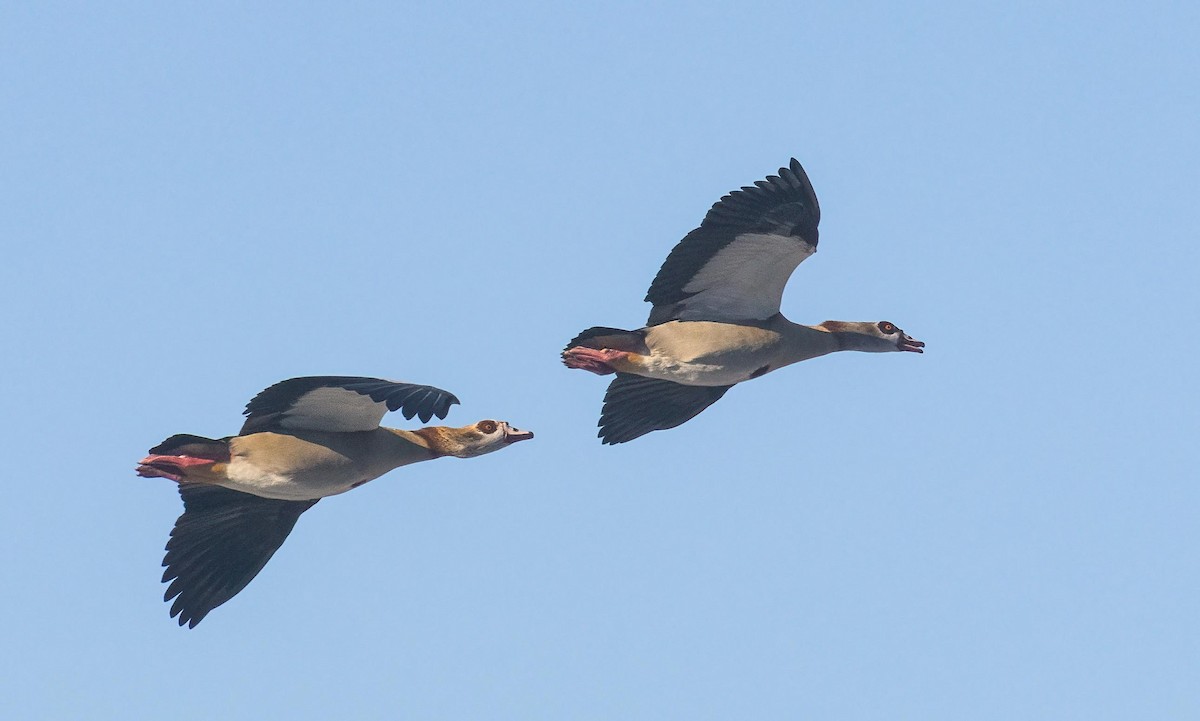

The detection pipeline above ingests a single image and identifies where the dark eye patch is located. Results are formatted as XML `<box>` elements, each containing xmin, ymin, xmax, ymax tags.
<box><xmin>878</xmin><ymin>321</ymin><xmax>897</xmax><ymax>334</ymax></box>
<box><xmin>477</xmin><ymin>420</ymin><xmax>498</xmax><ymax>433</ymax></box>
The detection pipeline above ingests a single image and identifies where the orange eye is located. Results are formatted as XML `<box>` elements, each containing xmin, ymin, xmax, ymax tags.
<box><xmin>878</xmin><ymin>321</ymin><xmax>897</xmax><ymax>334</ymax></box>
<box><xmin>477</xmin><ymin>420</ymin><xmax>498</xmax><ymax>433</ymax></box>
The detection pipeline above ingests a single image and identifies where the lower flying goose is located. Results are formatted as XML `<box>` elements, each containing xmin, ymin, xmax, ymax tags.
<box><xmin>563</xmin><ymin>158</ymin><xmax>924</xmax><ymax>444</ymax></box>
<box><xmin>136</xmin><ymin>375</ymin><xmax>533</xmax><ymax>627</ymax></box>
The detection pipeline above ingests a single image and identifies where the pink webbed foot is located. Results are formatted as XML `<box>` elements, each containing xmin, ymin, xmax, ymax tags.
<box><xmin>136</xmin><ymin>454</ymin><xmax>215</xmax><ymax>482</ymax></box>
<box><xmin>562</xmin><ymin>346</ymin><xmax>629</xmax><ymax>375</ymax></box>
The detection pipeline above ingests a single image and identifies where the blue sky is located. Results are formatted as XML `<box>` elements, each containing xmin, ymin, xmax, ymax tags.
<box><xmin>2</xmin><ymin>2</ymin><xmax>1197</xmax><ymax>719</ymax></box>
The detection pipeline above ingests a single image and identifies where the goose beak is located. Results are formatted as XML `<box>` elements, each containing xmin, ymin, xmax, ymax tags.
<box><xmin>898</xmin><ymin>335</ymin><xmax>925</xmax><ymax>353</ymax></box>
<box><xmin>503</xmin><ymin>427</ymin><xmax>534</xmax><ymax>444</ymax></box>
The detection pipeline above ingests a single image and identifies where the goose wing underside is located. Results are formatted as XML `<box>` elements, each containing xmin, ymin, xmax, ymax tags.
<box><xmin>239</xmin><ymin>376</ymin><xmax>460</xmax><ymax>434</ymax></box>
<box><xmin>646</xmin><ymin>158</ymin><xmax>820</xmax><ymax>325</ymax></box>
<box><xmin>598</xmin><ymin>373</ymin><xmax>732</xmax><ymax>444</ymax></box>
<box><xmin>162</xmin><ymin>484</ymin><xmax>318</xmax><ymax>628</ymax></box>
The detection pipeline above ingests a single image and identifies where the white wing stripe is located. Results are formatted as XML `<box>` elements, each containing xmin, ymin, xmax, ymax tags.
<box><xmin>277</xmin><ymin>387</ymin><xmax>388</xmax><ymax>432</ymax></box>
<box><xmin>679</xmin><ymin>232</ymin><xmax>815</xmax><ymax>320</ymax></box>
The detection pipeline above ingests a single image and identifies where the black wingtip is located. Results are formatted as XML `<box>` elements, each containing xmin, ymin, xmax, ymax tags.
<box><xmin>436</xmin><ymin>394</ymin><xmax>461</xmax><ymax>421</ymax></box>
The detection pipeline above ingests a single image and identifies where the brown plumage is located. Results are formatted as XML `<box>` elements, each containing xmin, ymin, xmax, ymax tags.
<box><xmin>136</xmin><ymin>376</ymin><xmax>533</xmax><ymax>628</ymax></box>
<box><xmin>563</xmin><ymin>158</ymin><xmax>924</xmax><ymax>443</ymax></box>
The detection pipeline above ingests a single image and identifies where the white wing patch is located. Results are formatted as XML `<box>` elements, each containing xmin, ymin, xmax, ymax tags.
<box><xmin>677</xmin><ymin>232</ymin><xmax>815</xmax><ymax>321</ymax></box>
<box><xmin>275</xmin><ymin>387</ymin><xmax>390</xmax><ymax>432</ymax></box>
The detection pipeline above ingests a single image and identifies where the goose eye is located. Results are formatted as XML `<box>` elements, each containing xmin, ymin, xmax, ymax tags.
<box><xmin>477</xmin><ymin>420</ymin><xmax>498</xmax><ymax>434</ymax></box>
<box><xmin>878</xmin><ymin>321</ymin><xmax>897</xmax><ymax>334</ymax></box>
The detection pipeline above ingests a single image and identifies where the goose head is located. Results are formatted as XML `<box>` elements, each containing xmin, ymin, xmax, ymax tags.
<box><xmin>438</xmin><ymin>420</ymin><xmax>535</xmax><ymax>458</ymax></box>
<box><xmin>819</xmin><ymin>320</ymin><xmax>925</xmax><ymax>353</ymax></box>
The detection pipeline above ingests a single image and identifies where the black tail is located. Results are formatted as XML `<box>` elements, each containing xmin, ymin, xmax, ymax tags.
<box><xmin>564</xmin><ymin>326</ymin><xmax>647</xmax><ymax>353</ymax></box>
<box><xmin>148</xmin><ymin>434</ymin><xmax>230</xmax><ymax>461</ymax></box>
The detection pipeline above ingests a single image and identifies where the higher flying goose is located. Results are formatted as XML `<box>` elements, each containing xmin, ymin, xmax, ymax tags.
<box><xmin>563</xmin><ymin>158</ymin><xmax>924</xmax><ymax>444</ymax></box>
<box><xmin>136</xmin><ymin>375</ymin><xmax>533</xmax><ymax>627</ymax></box>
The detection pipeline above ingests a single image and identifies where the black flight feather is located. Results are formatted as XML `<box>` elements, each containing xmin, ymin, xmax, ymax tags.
<box><xmin>161</xmin><ymin>485</ymin><xmax>318</xmax><ymax>628</ymax></box>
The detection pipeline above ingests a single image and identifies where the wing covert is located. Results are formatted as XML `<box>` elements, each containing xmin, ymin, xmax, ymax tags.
<box><xmin>239</xmin><ymin>376</ymin><xmax>461</xmax><ymax>434</ymax></box>
<box><xmin>645</xmin><ymin>158</ymin><xmax>821</xmax><ymax>324</ymax></box>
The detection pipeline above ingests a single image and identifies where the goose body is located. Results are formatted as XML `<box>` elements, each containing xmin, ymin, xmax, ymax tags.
<box><xmin>136</xmin><ymin>375</ymin><xmax>533</xmax><ymax>627</ymax></box>
<box><xmin>212</xmin><ymin>428</ymin><xmax>436</xmax><ymax>501</ymax></box>
<box><xmin>598</xmin><ymin>318</ymin><xmax>839</xmax><ymax>387</ymax></box>
<box><xmin>563</xmin><ymin>159</ymin><xmax>924</xmax><ymax>444</ymax></box>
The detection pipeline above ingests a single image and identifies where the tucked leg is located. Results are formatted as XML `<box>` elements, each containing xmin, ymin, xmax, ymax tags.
<box><xmin>137</xmin><ymin>454</ymin><xmax>218</xmax><ymax>483</ymax></box>
<box><xmin>562</xmin><ymin>347</ymin><xmax>632</xmax><ymax>375</ymax></box>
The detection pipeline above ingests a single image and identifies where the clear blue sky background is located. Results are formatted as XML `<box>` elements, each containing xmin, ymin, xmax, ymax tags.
<box><xmin>2</xmin><ymin>2</ymin><xmax>1196</xmax><ymax>719</ymax></box>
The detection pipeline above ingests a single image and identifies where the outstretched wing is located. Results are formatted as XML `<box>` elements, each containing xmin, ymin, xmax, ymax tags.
<box><xmin>597</xmin><ymin>373</ymin><xmax>733</xmax><ymax>444</ymax></box>
<box><xmin>240</xmin><ymin>376</ymin><xmax>460</xmax><ymax>434</ymax></box>
<box><xmin>646</xmin><ymin>158</ymin><xmax>821</xmax><ymax>325</ymax></box>
<box><xmin>162</xmin><ymin>485</ymin><xmax>318</xmax><ymax>628</ymax></box>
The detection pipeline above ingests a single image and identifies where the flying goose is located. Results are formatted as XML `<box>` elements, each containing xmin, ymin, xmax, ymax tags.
<box><xmin>563</xmin><ymin>158</ymin><xmax>924</xmax><ymax>444</ymax></box>
<box><xmin>136</xmin><ymin>375</ymin><xmax>533</xmax><ymax>627</ymax></box>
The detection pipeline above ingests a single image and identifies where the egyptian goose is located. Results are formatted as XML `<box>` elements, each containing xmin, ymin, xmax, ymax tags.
<box><xmin>563</xmin><ymin>158</ymin><xmax>924</xmax><ymax>444</ymax></box>
<box><xmin>136</xmin><ymin>376</ymin><xmax>533</xmax><ymax>627</ymax></box>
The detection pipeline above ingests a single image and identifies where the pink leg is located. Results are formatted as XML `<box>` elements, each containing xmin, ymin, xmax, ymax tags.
<box><xmin>136</xmin><ymin>454</ymin><xmax>216</xmax><ymax>483</ymax></box>
<box><xmin>562</xmin><ymin>346</ymin><xmax>631</xmax><ymax>375</ymax></box>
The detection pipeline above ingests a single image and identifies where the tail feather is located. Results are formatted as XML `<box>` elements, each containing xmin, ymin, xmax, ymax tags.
<box><xmin>564</xmin><ymin>326</ymin><xmax>647</xmax><ymax>353</ymax></box>
<box><xmin>148</xmin><ymin>434</ymin><xmax>230</xmax><ymax>460</ymax></box>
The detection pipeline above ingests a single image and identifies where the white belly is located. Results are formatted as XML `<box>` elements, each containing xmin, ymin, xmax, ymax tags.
<box><xmin>220</xmin><ymin>460</ymin><xmax>374</xmax><ymax>501</ymax></box>
<box><xmin>638</xmin><ymin>353</ymin><xmax>769</xmax><ymax>386</ymax></box>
